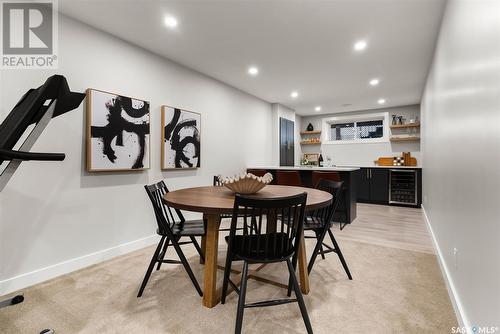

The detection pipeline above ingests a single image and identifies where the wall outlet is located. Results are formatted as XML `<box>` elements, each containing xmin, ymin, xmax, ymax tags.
<box><xmin>453</xmin><ymin>247</ymin><xmax>458</xmax><ymax>268</ymax></box>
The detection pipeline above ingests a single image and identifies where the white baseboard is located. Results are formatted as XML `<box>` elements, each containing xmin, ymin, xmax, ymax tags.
<box><xmin>421</xmin><ymin>205</ymin><xmax>470</xmax><ymax>331</ymax></box>
<box><xmin>0</xmin><ymin>234</ymin><xmax>159</xmax><ymax>296</ymax></box>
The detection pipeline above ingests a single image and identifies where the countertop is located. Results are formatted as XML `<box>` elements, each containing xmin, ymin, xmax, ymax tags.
<box><xmin>248</xmin><ymin>166</ymin><xmax>360</xmax><ymax>172</ymax></box>
<box><xmin>337</xmin><ymin>165</ymin><xmax>422</xmax><ymax>169</ymax></box>
<box><xmin>249</xmin><ymin>165</ymin><xmax>421</xmax><ymax>171</ymax></box>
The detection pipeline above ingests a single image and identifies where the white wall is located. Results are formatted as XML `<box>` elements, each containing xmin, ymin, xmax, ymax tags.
<box><xmin>0</xmin><ymin>15</ymin><xmax>273</xmax><ymax>294</ymax></box>
<box><xmin>270</xmin><ymin>103</ymin><xmax>302</xmax><ymax>166</ymax></box>
<box><xmin>421</xmin><ymin>0</ymin><xmax>500</xmax><ymax>329</ymax></box>
<box><xmin>301</xmin><ymin>105</ymin><xmax>420</xmax><ymax>166</ymax></box>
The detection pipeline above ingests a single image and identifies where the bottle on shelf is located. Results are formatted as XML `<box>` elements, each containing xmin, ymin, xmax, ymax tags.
<box><xmin>318</xmin><ymin>153</ymin><xmax>324</xmax><ymax>167</ymax></box>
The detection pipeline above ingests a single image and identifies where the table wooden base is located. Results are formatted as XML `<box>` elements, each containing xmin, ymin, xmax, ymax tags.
<box><xmin>202</xmin><ymin>214</ymin><xmax>220</xmax><ymax>308</ymax></box>
<box><xmin>200</xmin><ymin>214</ymin><xmax>310</xmax><ymax>308</ymax></box>
<box><xmin>297</xmin><ymin>229</ymin><xmax>310</xmax><ymax>293</ymax></box>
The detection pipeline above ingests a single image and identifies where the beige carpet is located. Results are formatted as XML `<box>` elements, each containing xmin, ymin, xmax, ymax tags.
<box><xmin>0</xmin><ymin>232</ymin><xmax>456</xmax><ymax>334</ymax></box>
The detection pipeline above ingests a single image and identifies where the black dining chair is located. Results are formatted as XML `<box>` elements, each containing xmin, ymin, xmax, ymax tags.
<box><xmin>311</xmin><ymin>171</ymin><xmax>349</xmax><ymax>230</ymax></box>
<box><xmin>221</xmin><ymin>192</ymin><xmax>313</xmax><ymax>334</ymax></box>
<box><xmin>213</xmin><ymin>175</ymin><xmax>256</xmax><ymax>233</ymax></box>
<box><xmin>138</xmin><ymin>180</ymin><xmax>205</xmax><ymax>298</ymax></box>
<box><xmin>304</xmin><ymin>179</ymin><xmax>352</xmax><ymax>279</ymax></box>
<box><xmin>213</xmin><ymin>175</ymin><xmax>232</xmax><ymax>227</ymax></box>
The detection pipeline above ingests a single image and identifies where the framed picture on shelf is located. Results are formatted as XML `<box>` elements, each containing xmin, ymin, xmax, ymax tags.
<box><xmin>86</xmin><ymin>89</ymin><xmax>150</xmax><ymax>171</ymax></box>
<box><xmin>161</xmin><ymin>105</ymin><xmax>201</xmax><ymax>169</ymax></box>
<box><xmin>303</xmin><ymin>153</ymin><xmax>319</xmax><ymax>165</ymax></box>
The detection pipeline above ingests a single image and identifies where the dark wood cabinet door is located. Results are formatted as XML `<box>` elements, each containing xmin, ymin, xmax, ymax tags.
<box><xmin>279</xmin><ymin>118</ymin><xmax>287</xmax><ymax>166</ymax></box>
<box><xmin>286</xmin><ymin>119</ymin><xmax>294</xmax><ymax>166</ymax></box>
<box><xmin>279</xmin><ymin>117</ymin><xmax>294</xmax><ymax>166</ymax></box>
<box><xmin>369</xmin><ymin>168</ymin><xmax>389</xmax><ymax>203</ymax></box>
<box><xmin>356</xmin><ymin>168</ymin><xmax>370</xmax><ymax>202</ymax></box>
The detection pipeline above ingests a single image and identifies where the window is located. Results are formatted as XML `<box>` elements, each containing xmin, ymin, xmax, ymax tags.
<box><xmin>330</xmin><ymin>122</ymin><xmax>356</xmax><ymax>141</ymax></box>
<box><xmin>323</xmin><ymin>112</ymin><xmax>388</xmax><ymax>144</ymax></box>
<box><xmin>357</xmin><ymin>120</ymin><xmax>384</xmax><ymax>139</ymax></box>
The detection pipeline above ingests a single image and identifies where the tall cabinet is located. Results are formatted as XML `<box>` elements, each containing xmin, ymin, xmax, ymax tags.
<box><xmin>279</xmin><ymin>117</ymin><xmax>295</xmax><ymax>166</ymax></box>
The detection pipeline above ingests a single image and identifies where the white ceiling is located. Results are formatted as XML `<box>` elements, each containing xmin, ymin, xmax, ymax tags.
<box><xmin>59</xmin><ymin>0</ymin><xmax>446</xmax><ymax>115</ymax></box>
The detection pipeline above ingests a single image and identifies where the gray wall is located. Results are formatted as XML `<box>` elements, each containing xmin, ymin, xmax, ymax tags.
<box><xmin>301</xmin><ymin>105</ymin><xmax>420</xmax><ymax>166</ymax></box>
<box><xmin>421</xmin><ymin>0</ymin><xmax>500</xmax><ymax>328</ymax></box>
<box><xmin>0</xmin><ymin>15</ymin><xmax>273</xmax><ymax>294</ymax></box>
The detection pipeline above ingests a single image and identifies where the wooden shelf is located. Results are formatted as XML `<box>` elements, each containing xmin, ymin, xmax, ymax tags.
<box><xmin>300</xmin><ymin>141</ymin><xmax>321</xmax><ymax>145</ymax></box>
<box><xmin>390</xmin><ymin>136</ymin><xmax>420</xmax><ymax>142</ymax></box>
<box><xmin>390</xmin><ymin>123</ymin><xmax>420</xmax><ymax>129</ymax></box>
<box><xmin>300</xmin><ymin>130</ymin><xmax>321</xmax><ymax>135</ymax></box>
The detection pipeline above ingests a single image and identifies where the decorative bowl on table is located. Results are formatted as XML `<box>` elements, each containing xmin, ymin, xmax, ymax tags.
<box><xmin>217</xmin><ymin>173</ymin><xmax>273</xmax><ymax>194</ymax></box>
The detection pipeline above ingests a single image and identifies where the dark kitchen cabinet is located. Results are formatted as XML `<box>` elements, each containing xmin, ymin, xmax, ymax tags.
<box><xmin>370</xmin><ymin>169</ymin><xmax>389</xmax><ymax>203</ymax></box>
<box><xmin>356</xmin><ymin>169</ymin><xmax>370</xmax><ymax>202</ymax></box>
<box><xmin>279</xmin><ymin>117</ymin><xmax>294</xmax><ymax>166</ymax></box>
<box><xmin>356</xmin><ymin>168</ymin><xmax>389</xmax><ymax>204</ymax></box>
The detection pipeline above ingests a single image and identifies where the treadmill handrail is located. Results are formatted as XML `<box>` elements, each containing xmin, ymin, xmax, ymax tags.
<box><xmin>0</xmin><ymin>148</ymin><xmax>65</xmax><ymax>161</ymax></box>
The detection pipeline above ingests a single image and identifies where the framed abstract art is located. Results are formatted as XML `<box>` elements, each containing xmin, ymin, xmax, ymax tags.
<box><xmin>161</xmin><ymin>106</ymin><xmax>201</xmax><ymax>169</ymax></box>
<box><xmin>86</xmin><ymin>89</ymin><xmax>150</xmax><ymax>171</ymax></box>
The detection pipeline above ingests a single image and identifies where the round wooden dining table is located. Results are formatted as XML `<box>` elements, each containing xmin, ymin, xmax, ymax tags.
<box><xmin>164</xmin><ymin>185</ymin><xmax>333</xmax><ymax>308</ymax></box>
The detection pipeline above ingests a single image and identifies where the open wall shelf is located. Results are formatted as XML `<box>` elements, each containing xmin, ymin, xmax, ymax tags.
<box><xmin>390</xmin><ymin>122</ymin><xmax>420</xmax><ymax>129</ymax></box>
<box><xmin>300</xmin><ymin>130</ymin><xmax>321</xmax><ymax>135</ymax></box>
<box><xmin>390</xmin><ymin>136</ymin><xmax>420</xmax><ymax>142</ymax></box>
<box><xmin>300</xmin><ymin>129</ymin><xmax>321</xmax><ymax>145</ymax></box>
<box><xmin>390</xmin><ymin>121</ymin><xmax>420</xmax><ymax>143</ymax></box>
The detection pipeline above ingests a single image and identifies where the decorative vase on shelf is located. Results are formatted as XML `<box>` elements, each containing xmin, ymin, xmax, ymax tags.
<box><xmin>306</xmin><ymin>123</ymin><xmax>314</xmax><ymax>131</ymax></box>
<box><xmin>392</xmin><ymin>115</ymin><xmax>397</xmax><ymax>125</ymax></box>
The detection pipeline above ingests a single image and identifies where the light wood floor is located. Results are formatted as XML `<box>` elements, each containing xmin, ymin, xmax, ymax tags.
<box><xmin>335</xmin><ymin>203</ymin><xmax>434</xmax><ymax>254</ymax></box>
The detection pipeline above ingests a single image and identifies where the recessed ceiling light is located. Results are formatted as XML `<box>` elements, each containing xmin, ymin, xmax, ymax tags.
<box><xmin>291</xmin><ymin>91</ymin><xmax>299</xmax><ymax>98</ymax></box>
<box><xmin>314</xmin><ymin>106</ymin><xmax>321</xmax><ymax>112</ymax></box>
<box><xmin>378</xmin><ymin>98</ymin><xmax>386</xmax><ymax>104</ymax></box>
<box><xmin>369</xmin><ymin>78</ymin><xmax>380</xmax><ymax>86</ymax></box>
<box><xmin>164</xmin><ymin>16</ymin><xmax>178</xmax><ymax>28</ymax></box>
<box><xmin>248</xmin><ymin>66</ymin><xmax>259</xmax><ymax>76</ymax></box>
<box><xmin>354</xmin><ymin>40</ymin><xmax>367</xmax><ymax>51</ymax></box>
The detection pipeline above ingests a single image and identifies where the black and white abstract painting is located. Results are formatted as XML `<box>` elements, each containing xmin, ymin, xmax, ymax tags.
<box><xmin>162</xmin><ymin>106</ymin><xmax>201</xmax><ymax>169</ymax></box>
<box><xmin>87</xmin><ymin>89</ymin><xmax>150</xmax><ymax>171</ymax></box>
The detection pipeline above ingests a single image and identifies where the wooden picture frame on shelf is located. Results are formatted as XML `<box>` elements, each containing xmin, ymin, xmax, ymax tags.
<box><xmin>303</xmin><ymin>153</ymin><xmax>320</xmax><ymax>165</ymax></box>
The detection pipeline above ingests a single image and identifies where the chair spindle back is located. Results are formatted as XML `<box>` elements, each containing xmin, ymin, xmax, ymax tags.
<box><xmin>144</xmin><ymin>181</ymin><xmax>185</xmax><ymax>235</ymax></box>
<box><xmin>228</xmin><ymin>192</ymin><xmax>308</xmax><ymax>260</ymax></box>
<box><xmin>307</xmin><ymin>179</ymin><xmax>343</xmax><ymax>224</ymax></box>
